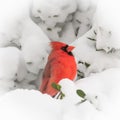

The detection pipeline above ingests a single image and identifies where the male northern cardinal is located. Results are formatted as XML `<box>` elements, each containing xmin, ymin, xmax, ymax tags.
<box><xmin>40</xmin><ymin>41</ymin><xmax>77</xmax><ymax>97</ymax></box>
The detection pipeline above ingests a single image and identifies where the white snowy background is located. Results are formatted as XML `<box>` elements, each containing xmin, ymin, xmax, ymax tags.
<box><xmin>0</xmin><ymin>0</ymin><xmax>120</xmax><ymax>120</ymax></box>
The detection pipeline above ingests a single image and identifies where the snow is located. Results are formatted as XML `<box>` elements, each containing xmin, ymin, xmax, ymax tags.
<box><xmin>0</xmin><ymin>47</ymin><xmax>27</xmax><ymax>95</ymax></box>
<box><xmin>32</xmin><ymin>0</ymin><xmax>77</xmax><ymax>27</ymax></box>
<box><xmin>59</xmin><ymin>22</ymin><xmax>76</xmax><ymax>44</ymax></box>
<box><xmin>0</xmin><ymin>89</ymin><xmax>61</xmax><ymax>120</ymax></box>
<box><xmin>0</xmin><ymin>0</ymin><xmax>120</xmax><ymax>120</ymax></box>
<box><xmin>20</xmin><ymin>17</ymin><xmax>50</xmax><ymax>74</ymax></box>
<box><xmin>93</xmin><ymin>0</ymin><xmax>120</xmax><ymax>52</ymax></box>
<box><xmin>1</xmin><ymin>68</ymin><xmax>120</xmax><ymax>120</ymax></box>
<box><xmin>72</xmin><ymin>27</ymin><xmax>120</xmax><ymax>77</ymax></box>
<box><xmin>76</xmin><ymin>68</ymin><xmax>120</xmax><ymax>120</ymax></box>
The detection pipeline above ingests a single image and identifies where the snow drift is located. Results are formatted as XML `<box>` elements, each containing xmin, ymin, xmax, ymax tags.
<box><xmin>0</xmin><ymin>0</ymin><xmax>120</xmax><ymax>120</ymax></box>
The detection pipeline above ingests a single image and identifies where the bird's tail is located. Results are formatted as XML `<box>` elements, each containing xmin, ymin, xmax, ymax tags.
<box><xmin>40</xmin><ymin>79</ymin><xmax>58</xmax><ymax>97</ymax></box>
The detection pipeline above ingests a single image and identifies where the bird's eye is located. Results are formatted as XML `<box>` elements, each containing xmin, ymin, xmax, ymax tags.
<box><xmin>61</xmin><ymin>47</ymin><xmax>66</xmax><ymax>51</ymax></box>
<box><xmin>61</xmin><ymin>45</ymin><xmax>68</xmax><ymax>51</ymax></box>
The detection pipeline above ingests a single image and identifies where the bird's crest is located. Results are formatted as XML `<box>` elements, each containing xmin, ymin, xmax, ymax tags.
<box><xmin>50</xmin><ymin>41</ymin><xmax>67</xmax><ymax>50</ymax></box>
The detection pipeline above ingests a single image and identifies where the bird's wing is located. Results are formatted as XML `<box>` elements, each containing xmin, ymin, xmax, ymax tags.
<box><xmin>40</xmin><ymin>60</ymin><xmax>51</xmax><ymax>93</ymax></box>
<box><xmin>43</xmin><ymin>59</ymin><xmax>66</xmax><ymax>96</ymax></box>
<box><xmin>40</xmin><ymin>57</ymin><xmax>69</xmax><ymax>96</ymax></box>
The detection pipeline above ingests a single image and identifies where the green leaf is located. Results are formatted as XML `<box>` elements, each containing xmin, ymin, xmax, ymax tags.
<box><xmin>75</xmin><ymin>99</ymin><xmax>87</xmax><ymax>105</ymax></box>
<box><xmin>85</xmin><ymin>62</ymin><xmax>90</xmax><ymax>68</ymax></box>
<box><xmin>47</xmin><ymin>28</ymin><xmax>52</xmax><ymax>31</ymax></box>
<box><xmin>51</xmin><ymin>82</ymin><xmax>61</xmax><ymax>91</ymax></box>
<box><xmin>76</xmin><ymin>89</ymin><xmax>86</xmax><ymax>98</ymax></box>
<box><xmin>96</xmin><ymin>48</ymin><xmax>105</xmax><ymax>52</ymax></box>
<box><xmin>94</xmin><ymin>30</ymin><xmax>97</xmax><ymax>35</ymax></box>
<box><xmin>78</xmin><ymin>61</ymin><xmax>83</xmax><ymax>64</ymax></box>
<box><xmin>53</xmin><ymin>15</ymin><xmax>59</xmax><ymax>17</ymax></box>
<box><xmin>60</xmin><ymin>93</ymin><xmax>65</xmax><ymax>99</ymax></box>
<box><xmin>77</xmin><ymin>70</ymin><xmax>84</xmax><ymax>78</ymax></box>
<box><xmin>87</xmin><ymin>37</ymin><xmax>96</xmax><ymax>41</ymax></box>
<box><xmin>27</xmin><ymin>62</ymin><xmax>33</xmax><ymax>65</ymax></box>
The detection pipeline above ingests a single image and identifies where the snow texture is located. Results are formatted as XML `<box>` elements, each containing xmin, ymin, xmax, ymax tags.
<box><xmin>1</xmin><ymin>68</ymin><xmax>120</xmax><ymax>120</ymax></box>
<box><xmin>0</xmin><ymin>0</ymin><xmax>120</xmax><ymax>120</ymax></box>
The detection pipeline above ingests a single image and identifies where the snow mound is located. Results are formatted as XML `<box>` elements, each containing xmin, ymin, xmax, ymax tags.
<box><xmin>20</xmin><ymin>17</ymin><xmax>50</xmax><ymax>74</ymax></box>
<box><xmin>1</xmin><ymin>68</ymin><xmax>120</xmax><ymax>120</ymax></box>
<box><xmin>93</xmin><ymin>0</ymin><xmax>120</xmax><ymax>52</ymax></box>
<box><xmin>72</xmin><ymin>27</ymin><xmax>120</xmax><ymax>77</ymax></box>
<box><xmin>0</xmin><ymin>89</ymin><xmax>61</xmax><ymax>120</ymax></box>
<box><xmin>0</xmin><ymin>47</ymin><xmax>27</xmax><ymax>95</ymax></box>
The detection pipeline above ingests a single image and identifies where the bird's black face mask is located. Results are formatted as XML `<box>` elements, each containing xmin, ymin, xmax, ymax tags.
<box><xmin>61</xmin><ymin>45</ymin><xmax>73</xmax><ymax>56</ymax></box>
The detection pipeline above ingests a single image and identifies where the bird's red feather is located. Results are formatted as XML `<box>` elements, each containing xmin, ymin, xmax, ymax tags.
<box><xmin>40</xmin><ymin>41</ymin><xmax>77</xmax><ymax>97</ymax></box>
<box><xmin>50</xmin><ymin>41</ymin><xmax>66</xmax><ymax>50</ymax></box>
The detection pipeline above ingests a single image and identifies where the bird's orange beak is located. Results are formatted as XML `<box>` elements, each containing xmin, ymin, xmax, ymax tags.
<box><xmin>67</xmin><ymin>46</ymin><xmax>75</xmax><ymax>52</ymax></box>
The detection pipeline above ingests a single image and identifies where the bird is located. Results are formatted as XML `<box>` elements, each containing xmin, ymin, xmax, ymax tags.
<box><xmin>40</xmin><ymin>41</ymin><xmax>77</xmax><ymax>97</ymax></box>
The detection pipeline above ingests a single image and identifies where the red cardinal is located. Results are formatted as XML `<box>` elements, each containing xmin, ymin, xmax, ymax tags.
<box><xmin>40</xmin><ymin>41</ymin><xmax>77</xmax><ymax>97</ymax></box>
